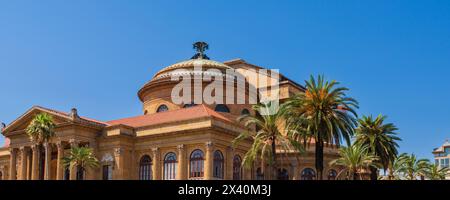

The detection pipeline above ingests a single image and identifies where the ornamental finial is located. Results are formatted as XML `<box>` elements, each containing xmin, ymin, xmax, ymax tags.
<box><xmin>191</xmin><ymin>41</ymin><xmax>209</xmax><ymax>60</ymax></box>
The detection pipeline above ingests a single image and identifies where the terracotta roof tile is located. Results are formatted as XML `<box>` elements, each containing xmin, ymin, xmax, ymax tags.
<box><xmin>107</xmin><ymin>104</ymin><xmax>234</xmax><ymax>128</ymax></box>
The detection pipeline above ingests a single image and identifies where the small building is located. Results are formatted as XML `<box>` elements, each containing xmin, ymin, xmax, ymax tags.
<box><xmin>432</xmin><ymin>139</ymin><xmax>450</xmax><ymax>180</ymax></box>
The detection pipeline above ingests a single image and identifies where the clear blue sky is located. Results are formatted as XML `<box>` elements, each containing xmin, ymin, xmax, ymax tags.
<box><xmin>0</xmin><ymin>0</ymin><xmax>449</xmax><ymax>160</ymax></box>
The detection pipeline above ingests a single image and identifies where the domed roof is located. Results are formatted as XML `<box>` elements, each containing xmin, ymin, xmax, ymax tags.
<box><xmin>152</xmin><ymin>58</ymin><xmax>233</xmax><ymax>81</ymax></box>
<box><xmin>138</xmin><ymin>42</ymin><xmax>236</xmax><ymax>101</ymax></box>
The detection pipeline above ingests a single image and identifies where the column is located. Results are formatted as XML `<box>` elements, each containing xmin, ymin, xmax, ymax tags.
<box><xmin>291</xmin><ymin>162</ymin><xmax>298</xmax><ymax>180</ymax></box>
<box><xmin>85</xmin><ymin>141</ymin><xmax>98</xmax><ymax>180</ymax></box>
<box><xmin>176</xmin><ymin>144</ymin><xmax>186</xmax><ymax>180</ymax></box>
<box><xmin>204</xmin><ymin>141</ymin><xmax>213</xmax><ymax>180</ymax></box>
<box><xmin>19</xmin><ymin>147</ymin><xmax>28</xmax><ymax>180</ymax></box>
<box><xmin>225</xmin><ymin>146</ymin><xmax>234</xmax><ymax>180</ymax></box>
<box><xmin>113</xmin><ymin>147</ymin><xmax>124</xmax><ymax>180</ymax></box>
<box><xmin>56</xmin><ymin>141</ymin><xmax>64</xmax><ymax>180</ymax></box>
<box><xmin>9</xmin><ymin>148</ymin><xmax>17</xmax><ymax>180</ymax></box>
<box><xmin>31</xmin><ymin>145</ymin><xmax>39</xmax><ymax>180</ymax></box>
<box><xmin>152</xmin><ymin>147</ymin><xmax>161</xmax><ymax>180</ymax></box>
<box><xmin>43</xmin><ymin>143</ymin><xmax>52</xmax><ymax>180</ymax></box>
<box><xmin>69</xmin><ymin>140</ymin><xmax>79</xmax><ymax>180</ymax></box>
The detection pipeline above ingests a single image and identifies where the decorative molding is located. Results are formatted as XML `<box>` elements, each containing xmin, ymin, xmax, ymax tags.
<box><xmin>205</xmin><ymin>141</ymin><xmax>213</xmax><ymax>150</ymax></box>
<box><xmin>101</xmin><ymin>153</ymin><xmax>114</xmax><ymax>163</ymax></box>
<box><xmin>227</xmin><ymin>146</ymin><xmax>234</xmax><ymax>152</ymax></box>
<box><xmin>69</xmin><ymin>139</ymin><xmax>79</xmax><ymax>147</ymax></box>
<box><xmin>9</xmin><ymin>148</ymin><xmax>17</xmax><ymax>154</ymax></box>
<box><xmin>114</xmin><ymin>147</ymin><xmax>123</xmax><ymax>156</ymax></box>
<box><xmin>177</xmin><ymin>144</ymin><xmax>185</xmax><ymax>150</ymax></box>
<box><xmin>56</xmin><ymin>141</ymin><xmax>63</xmax><ymax>149</ymax></box>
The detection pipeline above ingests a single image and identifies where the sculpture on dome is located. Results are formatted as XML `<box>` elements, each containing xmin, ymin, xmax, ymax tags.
<box><xmin>191</xmin><ymin>41</ymin><xmax>210</xmax><ymax>60</ymax></box>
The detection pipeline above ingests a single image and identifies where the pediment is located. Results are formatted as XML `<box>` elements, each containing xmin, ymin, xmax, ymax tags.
<box><xmin>2</xmin><ymin>106</ymin><xmax>75</xmax><ymax>135</ymax></box>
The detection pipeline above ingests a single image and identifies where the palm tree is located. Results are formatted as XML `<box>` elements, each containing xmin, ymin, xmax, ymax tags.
<box><xmin>397</xmin><ymin>153</ymin><xmax>429</xmax><ymax>180</ymax></box>
<box><xmin>355</xmin><ymin>115</ymin><xmax>400</xmax><ymax>180</ymax></box>
<box><xmin>424</xmin><ymin>164</ymin><xmax>449</xmax><ymax>180</ymax></box>
<box><xmin>26</xmin><ymin>113</ymin><xmax>56</xmax><ymax>143</ymax></box>
<box><xmin>62</xmin><ymin>146</ymin><xmax>99</xmax><ymax>180</ymax></box>
<box><xmin>330</xmin><ymin>143</ymin><xmax>379</xmax><ymax>180</ymax></box>
<box><xmin>388</xmin><ymin>154</ymin><xmax>406</xmax><ymax>180</ymax></box>
<box><xmin>233</xmin><ymin>101</ymin><xmax>304</xmax><ymax>180</ymax></box>
<box><xmin>283</xmin><ymin>75</ymin><xmax>358</xmax><ymax>179</ymax></box>
<box><xmin>26</xmin><ymin>113</ymin><xmax>56</xmax><ymax>179</ymax></box>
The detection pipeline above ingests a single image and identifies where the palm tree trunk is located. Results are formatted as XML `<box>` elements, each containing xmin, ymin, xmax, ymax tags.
<box><xmin>388</xmin><ymin>165</ymin><xmax>394</xmax><ymax>180</ymax></box>
<box><xmin>369</xmin><ymin>166</ymin><xmax>378</xmax><ymax>180</ymax></box>
<box><xmin>315</xmin><ymin>136</ymin><xmax>324</xmax><ymax>180</ymax></box>
<box><xmin>271</xmin><ymin>138</ymin><xmax>277</xmax><ymax>180</ymax></box>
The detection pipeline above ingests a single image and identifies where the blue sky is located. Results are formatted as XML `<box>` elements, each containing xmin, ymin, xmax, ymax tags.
<box><xmin>0</xmin><ymin>0</ymin><xmax>449</xmax><ymax>160</ymax></box>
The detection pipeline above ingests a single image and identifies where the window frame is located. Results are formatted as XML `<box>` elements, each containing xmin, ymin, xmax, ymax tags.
<box><xmin>213</xmin><ymin>150</ymin><xmax>224</xmax><ymax>179</ymax></box>
<box><xmin>156</xmin><ymin>104</ymin><xmax>169</xmax><ymax>113</ymax></box>
<box><xmin>301</xmin><ymin>168</ymin><xmax>316</xmax><ymax>180</ymax></box>
<box><xmin>139</xmin><ymin>155</ymin><xmax>153</xmax><ymax>180</ymax></box>
<box><xmin>163</xmin><ymin>152</ymin><xmax>178</xmax><ymax>180</ymax></box>
<box><xmin>189</xmin><ymin>149</ymin><xmax>205</xmax><ymax>179</ymax></box>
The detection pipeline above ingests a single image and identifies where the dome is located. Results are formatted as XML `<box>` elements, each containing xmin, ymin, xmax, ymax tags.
<box><xmin>138</xmin><ymin>42</ymin><xmax>237</xmax><ymax>102</ymax></box>
<box><xmin>151</xmin><ymin>58</ymin><xmax>234</xmax><ymax>81</ymax></box>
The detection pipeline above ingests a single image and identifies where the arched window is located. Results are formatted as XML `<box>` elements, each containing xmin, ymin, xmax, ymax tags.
<box><xmin>183</xmin><ymin>102</ymin><xmax>197</xmax><ymax>108</ymax></box>
<box><xmin>214</xmin><ymin>104</ymin><xmax>230</xmax><ymax>113</ymax></box>
<box><xmin>256</xmin><ymin>167</ymin><xmax>264</xmax><ymax>180</ymax></box>
<box><xmin>241</xmin><ymin>109</ymin><xmax>250</xmax><ymax>115</ymax></box>
<box><xmin>156</xmin><ymin>104</ymin><xmax>169</xmax><ymax>113</ymax></box>
<box><xmin>301</xmin><ymin>168</ymin><xmax>316</xmax><ymax>180</ymax></box>
<box><xmin>233</xmin><ymin>155</ymin><xmax>242</xmax><ymax>180</ymax></box>
<box><xmin>164</xmin><ymin>152</ymin><xmax>177</xmax><ymax>180</ymax></box>
<box><xmin>328</xmin><ymin>169</ymin><xmax>338</xmax><ymax>180</ymax></box>
<box><xmin>277</xmin><ymin>168</ymin><xmax>289</xmax><ymax>180</ymax></box>
<box><xmin>139</xmin><ymin>155</ymin><xmax>152</xmax><ymax>180</ymax></box>
<box><xmin>213</xmin><ymin>150</ymin><xmax>224</xmax><ymax>179</ymax></box>
<box><xmin>190</xmin><ymin>149</ymin><xmax>204</xmax><ymax>178</ymax></box>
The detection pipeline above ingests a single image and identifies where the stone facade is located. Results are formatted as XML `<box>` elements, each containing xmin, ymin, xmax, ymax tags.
<box><xmin>0</xmin><ymin>56</ymin><xmax>340</xmax><ymax>180</ymax></box>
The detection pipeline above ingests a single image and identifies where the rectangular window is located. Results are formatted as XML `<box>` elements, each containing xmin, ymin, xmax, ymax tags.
<box><xmin>445</xmin><ymin>158</ymin><xmax>450</xmax><ymax>168</ymax></box>
<box><xmin>445</xmin><ymin>148</ymin><xmax>450</xmax><ymax>155</ymax></box>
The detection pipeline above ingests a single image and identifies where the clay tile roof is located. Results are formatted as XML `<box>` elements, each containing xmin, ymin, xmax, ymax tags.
<box><xmin>106</xmin><ymin>104</ymin><xmax>234</xmax><ymax>128</ymax></box>
<box><xmin>3</xmin><ymin>138</ymin><xmax>10</xmax><ymax>148</ymax></box>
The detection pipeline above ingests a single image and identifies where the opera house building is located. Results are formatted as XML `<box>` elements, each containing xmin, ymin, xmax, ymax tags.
<box><xmin>0</xmin><ymin>44</ymin><xmax>340</xmax><ymax>180</ymax></box>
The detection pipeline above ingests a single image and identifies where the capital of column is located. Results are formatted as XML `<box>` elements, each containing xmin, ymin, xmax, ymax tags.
<box><xmin>43</xmin><ymin>142</ymin><xmax>51</xmax><ymax>150</ymax></box>
<box><xmin>69</xmin><ymin>139</ymin><xmax>79</xmax><ymax>147</ymax></box>
<box><xmin>9</xmin><ymin>148</ymin><xmax>18</xmax><ymax>155</ymax></box>
<box><xmin>227</xmin><ymin>146</ymin><xmax>234</xmax><ymax>152</ymax></box>
<box><xmin>31</xmin><ymin>144</ymin><xmax>38</xmax><ymax>151</ymax></box>
<box><xmin>19</xmin><ymin>146</ymin><xmax>28</xmax><ymax>152</ymax></box>
<box><xmin>56</xmin><ymin>141</ymin><xmax>64</xmax><ymax>149</ymax></box>
<box><xmin>177</xmin><ymin>144</ymin><xmax>185</xmax><ymax>150</ymax></box>
<box><xmin>205</xmin><ymin>141</ymin><xmax>213</xmax><ymax>151</ymax></box>
<box><xmin>151</xmin><ymin>147</ymin><xmax>159</xmax><ymax>154</ymax></box>
<box><xmin>114</xmin><ymin>147</ymin><xmax>123</xmax><ymax>156</ymax></box>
